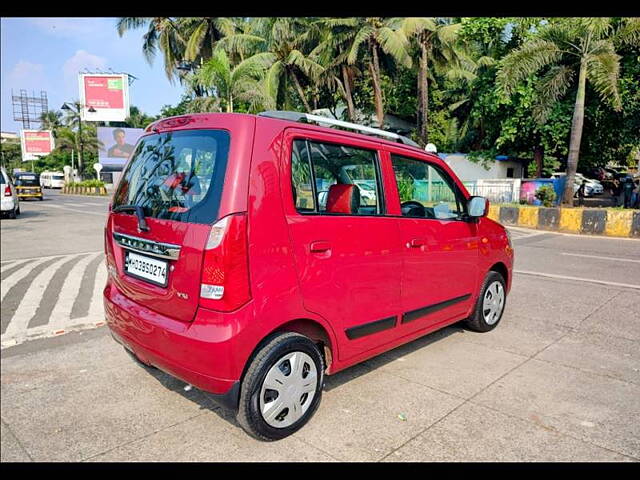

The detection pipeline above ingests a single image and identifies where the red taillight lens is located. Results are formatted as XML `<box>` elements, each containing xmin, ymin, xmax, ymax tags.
<box><xmin>4</xmin><ymin>186</ymin><xmax>11</xmax><ymax>197</ymax></box>
<box><xmin>199</xmin><ymin>213</ymin><xmax>251</xmax><ymax>312</ymax></box>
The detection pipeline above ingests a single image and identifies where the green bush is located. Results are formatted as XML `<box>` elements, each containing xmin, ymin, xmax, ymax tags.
<box><xmin>66</xmin><ymin>179</ymin><xmax>105</xmax><ymax>188</ymax></box>
<box><xmin>534</xmin><ymin>185</ymin><xmax>557</xmax><ymax>207</ymax></box>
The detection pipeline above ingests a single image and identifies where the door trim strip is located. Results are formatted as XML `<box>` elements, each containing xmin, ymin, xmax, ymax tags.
<box><xmin>345</xmin><ymin>316</ymin><xmax>397</xmax><ymax>340</ymax></box>
<box><xmin>401</xmin><ymin>294</ymin><xmax>472</xmax><ymax>324</ymax></box>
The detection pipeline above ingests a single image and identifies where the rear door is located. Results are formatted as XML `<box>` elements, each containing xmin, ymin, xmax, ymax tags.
<box><xmin>107</xmin><ymin>128</ymin><xmax>231</xmax><ymax>322</ymax></box>
<box><xmin>283</xmin><ymin>129</ymin><xmax>403</xmax><ymax>362</ymax></box>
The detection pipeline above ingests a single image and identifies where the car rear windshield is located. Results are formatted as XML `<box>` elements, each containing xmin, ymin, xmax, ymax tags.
<box><xmin>112</xmin><ymin>129</ymin><xmax>230</xmax><ymax>225</ymax></box>
<box><xmin>15</xmin><ymin>175</ymin><xmax>39</xmax><ymax>186</ymax></box>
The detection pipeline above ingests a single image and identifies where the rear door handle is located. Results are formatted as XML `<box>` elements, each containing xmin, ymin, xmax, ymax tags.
<box><xmin>408</xmin><ymin>238</ymin><xmax>426</xmax><ymax>248</ymax></box>
<box><xmin>310</xmin><ymin>241</ymin><xmax>331</xmax><ymax>253</ymax></box>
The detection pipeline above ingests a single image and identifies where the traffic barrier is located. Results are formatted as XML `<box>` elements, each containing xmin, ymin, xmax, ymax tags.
<box><xmin>489</xmin><ymin>204</ymin><xmax>639</xmax><ymax>238</ymax></box>
<box><xmin>61</xmin><ymin>186</ymin><xmax>109</xmax><ymax>196</ymax></box>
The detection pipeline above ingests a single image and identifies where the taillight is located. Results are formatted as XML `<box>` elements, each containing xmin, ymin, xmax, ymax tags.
<box><xmin>199</xmin><ymin>213</ymin><xmax>251</xmax><ymax>312</ymax></box>
<box><xmin>4</xmin><ymin>186</ymin><xmax>11</xmax><ymax>197</ymax></box>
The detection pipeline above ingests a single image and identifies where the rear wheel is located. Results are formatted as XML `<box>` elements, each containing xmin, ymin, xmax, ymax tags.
<box><xmin>8</xmin><ymin>207</ymin><xmax>16</xmax><ymax>219</ymax></box>
<box><xmin>464</xmin><ymin>271</ymin><xmax>506</xmax><ymax>332</ymax></box>
<box><xmin>237</xmin><ymin>332</ymin><xmax>324</xmax><ymax>441</ymax></box>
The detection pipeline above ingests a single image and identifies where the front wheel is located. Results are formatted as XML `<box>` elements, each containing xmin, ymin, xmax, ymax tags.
<box><xmin>464</xmin><ymin>271</ymin><xmax>507</xmax><ymax>332</ymax></box>
<box><xmin>237</xmin><ymin>332</ymin><xmax>324</xmax><ymax>441</ymax></box>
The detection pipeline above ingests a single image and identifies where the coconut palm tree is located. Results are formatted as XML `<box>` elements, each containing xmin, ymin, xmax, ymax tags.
<box><xmin>39</xmin><ymin>110</ymin><xmax>64</xmax><ymax>134</ymax></box>
<box><xmin>343</xmin><ymin>17</ymin><xmax>412</xmax><ymax>128</ymax></box>
<box><xmin>182</xmin><ymin>17</ymin><xmax>237</xmax><ymax>63</ymax></box>
<box><xmin>497</xmin><ymin>17</ymin><xmax>640</xmax><ymax>205</ymax></box>
<box><xmin>116</xmin><ymin>17</ymin><xmax>188</xmax><ymax>82</ymax></box>
<box><xmin>397</xmin><ymin>18</ymin><xmax>468</xmax><ymax>144</ymax></box>
<box><xmin>219</xmin><ymin>18</ymin><xmax>324</xmax><ymax>113</ymax></box>
<box><xmin>191</xmin><ymin>48</ymin><xmax>273</xmax><ymax>112</ymax></box>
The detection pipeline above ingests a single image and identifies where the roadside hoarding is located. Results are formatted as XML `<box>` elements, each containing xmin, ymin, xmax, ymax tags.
<box><xmin>78</xmin><ymin>73</ymin><xmax>130</xmax><ymax>122</ymax></box>
<box><xmin>97</xmin><ymin>126</ymin><xmax>144</xmax><ymax>170</ymax></box>
<box><xmin>20</xmin><ymin>130</ymin><xmax>54</xmax><ymax>161</ymax></box>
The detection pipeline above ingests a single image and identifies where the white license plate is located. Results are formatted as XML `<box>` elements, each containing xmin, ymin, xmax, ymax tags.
<box><xmin>124</xmin><ymin>251</ymin><xmax>168</xmax><ymax>287</ymax></box>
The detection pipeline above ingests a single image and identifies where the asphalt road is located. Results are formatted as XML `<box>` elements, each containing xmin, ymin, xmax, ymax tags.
<box><xmin>1</xmin><ymin>190</ymin><xmax>639</xmax><ymax>461</ymax></box>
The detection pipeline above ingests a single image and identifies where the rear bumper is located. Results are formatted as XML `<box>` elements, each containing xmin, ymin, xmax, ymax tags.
<box><xmin>104</xmin><ymin>279</ymin><xmax>254</xmax><ymax>411</ymax></box>
<box><xmin>1</xmin><ymin>198</ymin><xmax>15</xmax><ymax>211</ymax></box>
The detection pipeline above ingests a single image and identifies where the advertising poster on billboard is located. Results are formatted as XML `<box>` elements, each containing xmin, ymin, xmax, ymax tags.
<box><xmin>20</xmin><ymin>130</ymin><xmax>55</xmax><ymax>161</ymax></box>
<box><xmin>97</xmin><ymin>127</ymin><xmax>143</xmax><ymax>170</ymax></box>
<box><xmin>79</xmin><ymin>74</ymin><xmax>130</xmax><ymax>122</ymax></box>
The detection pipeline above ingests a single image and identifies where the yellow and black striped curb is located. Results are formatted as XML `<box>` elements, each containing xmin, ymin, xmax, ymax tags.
<box><xmin>61</xmin><ymin>186</ymin><xmax>108</xmax><ymax>196</ymax></box>
<box><xmin>488</xmin><ymin>205</ymin><xmax>640</xmax><ymax>238</ymax></box>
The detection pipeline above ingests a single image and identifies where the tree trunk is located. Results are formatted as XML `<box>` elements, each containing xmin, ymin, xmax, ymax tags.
<box><xmin>533</xmin><ymin>145</ymin><xmax>544</xmax><ymax>178</ymax></box>
<box><xmin>562</xmin><ymin>61</ymin><xmax>587</xmax><ymax>206</ymax></box>
<box><xmin>369</xmin><ymin>44</ymin><xmax>385</xmax><ymax>128</ymax></box>
<box><xmin>227</xmin><ymin>94</ymin><xmax>233</xmax><ymax>113</ymax></box>
<box><xmin>342</xmin><ymin>65</ymin><xmax>356</xmax><ymax>122</ymax></box>
<box><xmin>418</xmin><ymin>39</ymin><xmax>430</xmax><ymax>145</ymax></box>
<box><xmin>290</xmin><ymin>70</ymin><xmax>312</xmax><ymax>113</ymax></box>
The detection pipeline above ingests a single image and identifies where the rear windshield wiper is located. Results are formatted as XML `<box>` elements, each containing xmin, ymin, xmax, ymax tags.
<box><xmin>112</xmin><ymin>204</ymin><xmax>150</xmax><ymax>232</ymax></box>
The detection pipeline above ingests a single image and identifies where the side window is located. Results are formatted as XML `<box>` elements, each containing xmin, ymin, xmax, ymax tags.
<box><xmin>291</xmin><ymin>139</ymin><xmax>384</xmax><ymax>216</ymax></box>
<box><xmin>391</xmin><ymin>154</ymin><xmax>467</xmax><ymax>220</ymax></box>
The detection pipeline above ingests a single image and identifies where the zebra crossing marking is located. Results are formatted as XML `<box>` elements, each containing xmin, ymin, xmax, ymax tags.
<box><xmin>1</xmin><ymin>251</ymin><xmax>107</xmax><ymax>349</ymax></box>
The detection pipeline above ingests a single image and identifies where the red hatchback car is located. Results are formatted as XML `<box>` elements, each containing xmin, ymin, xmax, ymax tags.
<box><xmin>104</xmin><ymin>111</ymin><xmax>513</xmax><ymax>440</ymax></box>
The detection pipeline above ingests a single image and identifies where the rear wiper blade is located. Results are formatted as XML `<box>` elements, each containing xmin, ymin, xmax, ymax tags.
<box><xmin>112</xmin><ymin>204</ymin><xmax>150</xmax><ymax>232</ymax></box>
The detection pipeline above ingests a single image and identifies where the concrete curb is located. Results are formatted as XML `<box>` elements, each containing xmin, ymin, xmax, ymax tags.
<box><xmin>488</xmin><ymin>205</ymin><xmax>640</xmax><ymax>238</ymax></box>
<box><xmin>61</xmin><ymin>186</ymin><xmax>108</xmax><ymax>196</ymax></box>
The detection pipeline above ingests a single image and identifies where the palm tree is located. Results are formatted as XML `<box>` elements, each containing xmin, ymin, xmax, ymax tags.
<box><xmin>220</xmin><ymin>18</ymin><xmax>325</xmax><ymax>113</ymax></box>
<box><xmin>397</xmin><ymin>18</ymin><xmax>466</xmax><ymax>144</ymax></box>
<box><xmin>498</xmin><ymin>18</ymin><xmax>640</xmax><ymax>205</ymax></box>
<box><xmin>116</xmin><ymin>17</ymin><xmax>187</xmax><ymax>81</ymax></box>
<box><xmin>345</xmin><ymin>17</ymin><xmax>413</xmax><ymax>127</ymax></box>
<box><xmin>191</xmin><ymin>48</ymin><xmax>272</xmax><ymax>113</ymax></box>
<box><xmin>39</xmin><ymin>110</ymin><xmax>64</xmax><ymax>134</ymax></box>
<box><xmin>182</xmin><ymin>17</ymin><xmax>237</xmax><ymax>63</ymax></box>
<box><xmin>125</xmin><ymin>106</ymin><xmax>156</xmax><ymax>129</ymax></box>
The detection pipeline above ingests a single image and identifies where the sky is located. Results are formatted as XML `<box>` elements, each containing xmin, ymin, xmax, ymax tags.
<box><xmin>1</xmin><ymin>17</ymin><xmax>184</xmax><ymax>133</ymax></box>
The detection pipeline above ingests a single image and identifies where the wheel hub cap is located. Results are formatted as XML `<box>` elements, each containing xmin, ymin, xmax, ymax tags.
<box><xmin>259</xmin><ymin>351</ymin><xmax>318</xmax><ymax>428</ymax></box>
<box><xmin>482</xmin><ymin>281</ymin><xmax>505</xmax><ymax>325</ymax></box>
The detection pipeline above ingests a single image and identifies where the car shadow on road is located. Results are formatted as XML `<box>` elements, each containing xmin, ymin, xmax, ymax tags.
<box><xmin>133</xmin><ymin>322</ymin><xmax>465</xmax><ymax>430</ymax></box>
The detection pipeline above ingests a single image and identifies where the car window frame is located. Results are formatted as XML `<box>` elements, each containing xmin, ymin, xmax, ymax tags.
<box><xmin>288</xmin><ymin>134</ymin><xmax>387</xmax><ymax>217</ymax></box>
<box><xmin>389</xmin><ymin>152</ymin><xmax>470</xmax><ymax>222</ymax></box>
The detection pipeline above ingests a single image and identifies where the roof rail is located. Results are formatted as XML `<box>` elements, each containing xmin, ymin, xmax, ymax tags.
<box><xmin>258</xmin><ymin>110</ymin><xmax>421</xmax><ymax>148</ymax></box>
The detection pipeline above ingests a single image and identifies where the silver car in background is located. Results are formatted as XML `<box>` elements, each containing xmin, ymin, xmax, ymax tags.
<box><xmin>1</xmin><ymin>167</ymin><xmax>20</xmax><ymax>219</ymax></box>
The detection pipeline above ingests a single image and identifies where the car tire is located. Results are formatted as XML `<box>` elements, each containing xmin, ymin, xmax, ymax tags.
<box><xmin>237</xmin><ymin>332</ymin><xmax>324</xmax><ymax>441</ymax></box>
<box><xmin>464</xmin><ymin>271</ymin><xmax>507</xmax><ymax>333</ymax></box>
<box><xmin>15</xmin><ymin>206</ymin><xmax>20</xmax><ymax>215</ymax></box>
<box><xmin>8</xmin><ymin>208</ymin><xmax>16</xmax><ymax>219</ymax></box>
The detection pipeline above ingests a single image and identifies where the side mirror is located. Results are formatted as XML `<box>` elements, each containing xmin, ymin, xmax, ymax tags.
<box><xmin>468</xmin><ymin>196</ymin><xmax>489</xmax><ymax>218</ymax></box>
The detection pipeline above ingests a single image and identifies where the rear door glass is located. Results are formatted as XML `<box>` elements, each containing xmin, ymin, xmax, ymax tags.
<box><xmin>112</xmin><ymin>129</ymin><xmax>230</xmax><ymax>225</ymax></box>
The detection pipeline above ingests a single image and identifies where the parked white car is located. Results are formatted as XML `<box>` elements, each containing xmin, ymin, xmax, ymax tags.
<box><xmin>40</xmin><ymin>171</ymin><xmax>66</xmax><ymax>189</ymax></box>
<box><xmin>1</xmin><ymin>167</ymin><xmax>20</xmax><ymax>219</ymax></box>
<box><xmin>552</xmin><ymin>172</ymin><xmax>603</xmax><ymax>196</ymax></box>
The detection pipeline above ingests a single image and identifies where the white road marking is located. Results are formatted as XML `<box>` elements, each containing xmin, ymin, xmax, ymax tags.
<box><xmin>88</xmin><ymin>260</ymin><xmax>107</xmax><ymax>318</ymax></box>
<box><xmin>47</xmin><ymin>253</ymin><xmax>103</xmax><ymax>330</ymax></box>
<box><xmin>1</xmin><ymin>251</ymin><xmax>102</xmax><ymax>265</ymax></box>
<box><xmin>1</xmin><ymin>257</ymin><xmax>51</xmax><ymax>303</ymax></box>
<box><xmin>2</xmin><ymin>256</ymin><xmax>70</xmax><ymax>340</ymax></box>
<box><xmin>36</xmin><ymin>203</ymin><xmax>106</xmax><ymax>217</ymax></box>
<box><xmin>514</xmin><ymin>270</ymin><xmax>640</xmax><ymax>290</ymax></box>
<box><xmin>560</xmin><ymin>252</ymin><xmax>640</xmax><ymax>264</ymax></box>
<box><xmin>507</xmin><ymin>226</ymin><xmax>640</xmax><ymax>242</ymax></box>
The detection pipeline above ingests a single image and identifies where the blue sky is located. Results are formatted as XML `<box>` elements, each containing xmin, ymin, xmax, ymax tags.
<box><xmin>1</xmin><ymin>18</ymin><xmax>184</xmax><ymax>133</ymax></box>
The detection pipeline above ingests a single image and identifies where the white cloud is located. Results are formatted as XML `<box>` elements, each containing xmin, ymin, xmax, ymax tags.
<box><xmin>62</xmin><ymin>50</ymin><xmax>108</xmax><ymax>98</ymax></box>
<box><xmin>7</xmin><ymin>60</ymin><xmax>47</xmax><ymax>92</ymax></box>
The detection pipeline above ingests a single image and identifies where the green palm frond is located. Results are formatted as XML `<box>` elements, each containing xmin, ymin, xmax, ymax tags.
<box><xmin>497</xmin><ymin>39</ymin><xmax>562</xmax><ymax>95</ymax></box>
<box><xmin>614</xmin><ymin>17</ymin><xmax>640</xmax><ymax>47</ymax></box>
<box><xmin>532</xmin><ymin>65</ymin><xmax>574</xmax><ymax>122</ymax></box>
<box><xmin>375</xmin><ymin>26</ymin><xmax>412</xmax><ymax>68</ymax></box>
<box><xmin>286</xmin><ymin>50</ymin><xmax>324</xmax><ymax>80</ymax></box>
<box><xmin>400</xmin><ymin>17</ymin><xmax>437</xmax><ymax>37</ymax></box>
<box><xmin>347</xmin><ymin>26</ymin><xmax>374</xmax><ymax>64</ymax></box>
<box><xmin>587</xmin><ymin>51</ymin><xmax>622</xmax><ymax>110</ymax></box>
<box><xmin>116</xmin><ymin>17</ymin><xmax>149</xmax><ymax>37</ymax></box>
<box><xmin>436</xmin><ymin>23</ymin><xmax>461</xmax><ymax>46</ymax></box>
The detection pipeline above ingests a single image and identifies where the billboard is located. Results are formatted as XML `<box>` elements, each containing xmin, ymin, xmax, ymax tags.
<box><xmin>20</xmin><ymin>130</ymin><xmax>54</xmax><ymax>161</ymax></box>
<box><xmin>79</xmin><ymin>74</ymin><xmax>130</xmax><ymax>122</ymax></box>
<box><xmin>97</xmin><ymin>127</ymin><xmax>144</xmax><ymax>170</ymax></box>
